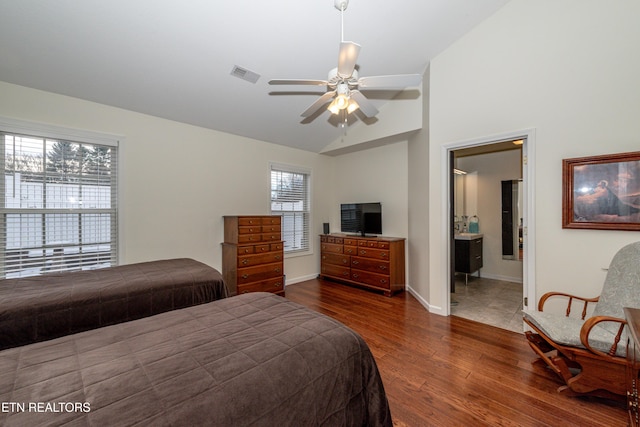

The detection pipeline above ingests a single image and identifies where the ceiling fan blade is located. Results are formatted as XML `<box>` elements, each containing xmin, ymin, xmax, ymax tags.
<box><xmin>268</xmin><ymin>79</ymin><xmax>328</xmax><ymax>86</ymax></box>
<box><xmin>337</xmin><ymin>41</ymin><xmax>361</xmax><ymax>79</ymax></box>
<box><xmin>358</xmin><ymin>74</ymin><xmax>422</xmax><ymax>89</ymax></box>
<box><xmin>350</xmin><ymin>90</ymin><xmax>378</xmax><ymax>117</ymax></box>
<box><xmin>301</xmin><ymin>91</ymin><xmax>336</xmax><ymax>117</ymax></box>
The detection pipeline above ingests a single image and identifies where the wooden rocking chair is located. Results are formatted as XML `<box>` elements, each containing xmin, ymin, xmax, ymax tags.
<box><xmin>523</xmin><ymin>241</ymin><xmax>640</xmax><ymax>399</ymax></box>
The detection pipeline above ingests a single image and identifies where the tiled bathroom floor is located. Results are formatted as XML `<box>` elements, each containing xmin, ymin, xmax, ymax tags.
<box><xmin>450</xmin><ymin>275</ymin><xmax>524</xmax><ymax>333</ymax></box>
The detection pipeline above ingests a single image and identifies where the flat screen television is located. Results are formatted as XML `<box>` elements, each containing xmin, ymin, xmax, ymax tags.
<box><xmin>340</xmin><ymin>202</ymin><xmax>382</xmax><ymax>236</ymax></box>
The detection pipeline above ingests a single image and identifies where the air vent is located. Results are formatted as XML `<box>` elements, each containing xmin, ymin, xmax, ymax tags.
<box><xmin>230</xmin><ymin>65</ymin><xmax>260</xmax><ymax>84</ymax></box>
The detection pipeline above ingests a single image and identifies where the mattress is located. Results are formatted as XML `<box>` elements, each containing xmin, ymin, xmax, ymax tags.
<box><xmin>0</xmin><ymin>258</ymin><xmax>228</xmax><ymax>349</ymax></box>
<box><xmin>0</xmin><ymin>292</ymin><xmax>392</xmax><ymax>426</ymax></box>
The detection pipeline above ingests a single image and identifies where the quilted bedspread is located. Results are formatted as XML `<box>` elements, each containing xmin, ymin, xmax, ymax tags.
<box><xmin>0</xmin><ymin>292</ymin><xmax>392</xmax><ymax>426</ymax></box>
<box><xmin>0</xmin><ymin>258</ymin><xmax>228</xmax><ymax>350</ymax></box>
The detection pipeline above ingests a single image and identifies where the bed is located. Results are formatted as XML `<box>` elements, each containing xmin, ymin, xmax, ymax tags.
<box><xmin>0</xmin><ymin>258</ymin><xmax>228</xmax><ymax>350</ymax></box>
<box><xmin>0</xmin><ymin>292</ymin><xmax>392</xmax><ymax>426</ymax></box>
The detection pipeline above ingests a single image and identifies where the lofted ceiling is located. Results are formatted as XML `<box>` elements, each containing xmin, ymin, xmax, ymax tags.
<box><xmin>0</xmin><ymin>0</ymin><xmax>509</xmax><ymax>153</ymax></box>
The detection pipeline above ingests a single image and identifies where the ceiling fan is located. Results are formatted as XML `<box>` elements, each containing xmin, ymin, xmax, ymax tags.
<box><xmin>268</xmin><ymin>0</ymin><xmax>422</xmax><ymax>123</ymax></box>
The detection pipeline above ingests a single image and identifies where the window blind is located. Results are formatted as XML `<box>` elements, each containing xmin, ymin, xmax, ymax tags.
<box><xmin>0</xmin><ymin>131</ymin><xmax>118</xmax><ymax>278</ymax></box>
<box><xmin>270</xmin><ymin>164</ymin><xmax>310</xmax><ymax>254</ymax></box>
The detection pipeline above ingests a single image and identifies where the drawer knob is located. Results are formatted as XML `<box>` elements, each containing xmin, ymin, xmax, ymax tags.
<box><xmin>361</xmin><ymin>250</ymin><xmax>367</xmax><ymax>255</ymax></box>
<box><xmin>242</xmin><ymin>274</ymin><xmax>249</xmax><ymax>279</ymax></box>
<box><xmin>275</xmin><ymin>255</ymin><xmax>281</xmax><ymax>260</ymax></box>
<box><xmin>274</xmin><ymin>282</ymin><xmax>282</xmax><ymax>288</ymax></box>
<box><xmin>379</xmin><ymin>265</ymin><xmax>387</xmax><ymax>270</ymax></box>
<box><xmin>275</xmin><ymin>268</ymin><xmax>281</xmax><ymax>273</ymax></box>
<box><xmin>353</xmin><ymin>273</ymin><xmax>359</xmax><ymax>279</ymax></box>
<box><xmin>352</xmin><ymin>260</ymin><xmax>359</xmax><ymax>265</ymax></box>
<box><xmin>381</xmin><ymin>253</ymin><xmax>387</xmax><ymax>258</ymax></box>
<box><xmin>380</xmin><ymin>279</ymin><xmax>387</xmax><ymax>284</ymax></box>
<box><xmin>241</xmin><ymin>259</ymin><xmax>248</xmax><ymax>265</ymax></box>
<box><xmin>241</xmin><ymin>290</ymin><xmax>249</xmax><ymax>294</ymax></box>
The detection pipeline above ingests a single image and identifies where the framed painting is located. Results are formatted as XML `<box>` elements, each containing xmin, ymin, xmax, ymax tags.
<box><xmin>562</xmin><ymin>151</ymin><xmax>640</xmax><ymax>231</ymax></box>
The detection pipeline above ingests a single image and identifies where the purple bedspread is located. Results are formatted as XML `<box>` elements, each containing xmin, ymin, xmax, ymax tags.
<box><xmin>0</xmin><ymin>292</ymin><xmax>392</xmax><ymax>426</ymax></box>
<box><xmin>0</xmin><ymin>258</ymin><xmax>227</xmax><ymax>349</ymax></box>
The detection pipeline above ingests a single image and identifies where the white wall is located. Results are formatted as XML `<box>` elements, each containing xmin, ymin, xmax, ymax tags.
<box><xmin>331</xmin><ymin>142</ymin><xmax>409</xmax><ymax>241</ymax></box>
<box><xmin>427</xmin><ymin>0</ymin><xmax>640</xmax><ymax>313</ymax></box>
<box><xmin>407</xmin><ymin>66</ymin><xmax>431</xmax><ymax>307</ymax></box>
<box><xmin>0</xmin><ymin>81</ymin><xmax>334</xmax><ymax>283</ymax></box>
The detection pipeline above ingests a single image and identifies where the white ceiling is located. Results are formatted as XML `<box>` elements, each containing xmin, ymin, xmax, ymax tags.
<box><xmin>0</xmin><ymin>0</ymin><xmax>509</xmax><ymax>153</ymax></box>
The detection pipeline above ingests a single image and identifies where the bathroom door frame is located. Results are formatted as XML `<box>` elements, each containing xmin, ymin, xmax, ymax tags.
<box><xmin>442</xmin><ymin>128</ymin><xmax>536</xmax><ymax>316</ymax></box>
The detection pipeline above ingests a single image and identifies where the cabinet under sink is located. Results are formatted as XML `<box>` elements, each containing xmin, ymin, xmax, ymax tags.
<box><xmin>454</xmin><ymin>235</ymin><xmax>483</xmax><ymax>285</ymax></box>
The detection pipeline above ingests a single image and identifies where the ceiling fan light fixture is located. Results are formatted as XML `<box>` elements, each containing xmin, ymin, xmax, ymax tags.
<box><xmin>327</xmin><ymin>99</ymin><xmax>341</xmax><ymax>115</ymax></box>
<box><xmin>327</xmin><ymin>95</ymin><xmax>349</xmax><ymax>114</ymax></box>
<box><xmin>335</xmin><ymin>93</ymin><xmax>349</xmax><ymax>109</ymax></box>
<box><xmin>346</xmin><ymin>99</ymin><xmax>359</xmax><ymax>114</ymax></box>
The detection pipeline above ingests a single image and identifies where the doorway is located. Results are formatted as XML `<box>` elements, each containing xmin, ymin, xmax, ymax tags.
<box><xmin>444</xmin><ymin>130</ymin><xmax>536</xmax><ymax>332</ymax></box>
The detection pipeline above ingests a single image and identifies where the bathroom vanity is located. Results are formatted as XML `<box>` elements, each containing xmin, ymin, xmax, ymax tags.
<box><xmin>454</xmin><ymin>233</ymin><xmax>483</xmax><ymax>285</ymax></box>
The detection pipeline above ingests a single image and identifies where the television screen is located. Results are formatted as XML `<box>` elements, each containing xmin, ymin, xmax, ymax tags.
<box><xmin>340</xmin><ymin>202</ymin><xmax>382</xmax><ymax>236</ymax></box>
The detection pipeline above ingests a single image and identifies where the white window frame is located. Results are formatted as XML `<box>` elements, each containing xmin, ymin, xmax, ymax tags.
<box><xmin>0</xmin><ymin>116</ymin><xmax>121</xmax><ymax>278</ymax></box>
<box><xmin>269</xmin><ymin>162</ymin><xmax>312</xmax><ymax>257</ymax></box>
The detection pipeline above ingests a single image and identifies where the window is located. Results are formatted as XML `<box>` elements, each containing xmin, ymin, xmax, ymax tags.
<box><xmin>270</xmin><ymin>164</ymin><xmax>310</xmax><ymax>255</ymax></box>
<box><xmin>0</xmin><ymin>127</ymin><xmax>118</xmax><ymax>278</ymax></box>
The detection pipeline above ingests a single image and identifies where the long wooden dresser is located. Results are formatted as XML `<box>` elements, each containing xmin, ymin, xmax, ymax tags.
<box><xmin>319</xmin><ymin>233</ymin><xmax>405</xmax><ymax>297</ymax></box>
<box><xmin>222</xmin><ymin>215</ymin><xmax>284</xmax><ymax>296</ymax></box>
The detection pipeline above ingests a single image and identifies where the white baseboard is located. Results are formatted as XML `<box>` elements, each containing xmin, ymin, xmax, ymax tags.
<box><xmin>406</xmin><ymin>285</ymin><xmax>445</xmax><ymax>316</ymax></box>
<box><xmin>477</xmin><ymin>272</ymin><xmax>523</xmax><ymax>284</ymax></box>
<box><xmin>283</xmin><ymin>273</ymin><xmax>318</xmax><ymax>286</ymax></box>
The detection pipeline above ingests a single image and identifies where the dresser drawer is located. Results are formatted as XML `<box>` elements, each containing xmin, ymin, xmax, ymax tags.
<box><xmin>343</xmin><ymin>237</ymin><xmax>358</xmax><ymax>246</ymax></box>
<box><xmin>238</xmin><ymin>217</ymin><xmax>263</xmax><ymax>226</ymax></box>
<box><xmin>237</xmin><ymin>243</ymin><xmax>281</xmax><ymax>255</ymax></box>
<box><xmin>238</xmin><ymin>276</ymin><xmax>284</xmax><ymax>294</ymax></box>
<box><xmin>351</xmin><ymin>256</ymin><xmax>390</xmax><ymax>274</ymax></box>
<box><xmin>262</xmin><ymin>224</ymin><xmax>281</xmax><ymax>233</ymax></box>
<box><xmin>357</xmin><ymin>247</ymin><xmax>389</xmax><ymax>260</ymax></box>
<box><xmin>237</xmin><ymin>245</ymin><xmax>254</xmax><ymax>255</ymax></box>
<box><xmin>238</xmin><ymin>262</ymin><xmax>283</xmax><ymax>284</ymax></box>
<box><xmin>254</xmin><ymin>243</ymin><xmax>271</xmax><ymax>253</ymax></box>
<box><xmin>321</xmin><ymin>263</ymin><xmax>350</xmax><ymax>279</ymax></box>
<box><xmin>238</xmin><ymin>233</ymin><xmax>262</xmax><ymax>244</ymax></box>
<box><xmin>261</xmin><ymin>216</ymin><xmax>281</xmax><ymax>226</ymax></box>
<box><xmin>351</xmin><ymin>269</ymin><xmax>390</xmax><ymax>290</ymax></box>
<box><xmin>238</xmin><ymin>251</ymin><xmax>283</xmax><ymax>267</ymax></box>
<box><xmin>321</xmin><ymin>242</ymin><xmax>343</xmax><ymax>254</ymax></box>
<box><xmin>344</xmin><ymin>245</ymin><xmax>358</xmax><ymax>255</ymax></box>
<box><xmin>261</xmin><ymin>232</ymin><xmax>282</xmax><ymax>241</ymax></box>
<box><xmin>238</xmin><ymin>225</ymin><xmax>262</xmax><ymax>234</ymax></box>
<box><xmin>321</xmin><ymin>252</ymin><xmax>350</xmax><ymax>267</ymax></box>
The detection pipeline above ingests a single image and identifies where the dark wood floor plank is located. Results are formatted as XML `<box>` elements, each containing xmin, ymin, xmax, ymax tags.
<box><xmin>284</xmin><ymin>279</ymin><xmax>627</xmax><ymax>427</ymax></box>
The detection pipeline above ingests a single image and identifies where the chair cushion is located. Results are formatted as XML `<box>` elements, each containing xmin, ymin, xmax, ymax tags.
<box><xmin>523</xmin><ymin>310</ymin><xmax>628</xmax><ymax>358</ymax></box>
<box><xmin>593</xmin><ymin>241</ymin><xmax>640</xmax><ymax>334</ymax></box>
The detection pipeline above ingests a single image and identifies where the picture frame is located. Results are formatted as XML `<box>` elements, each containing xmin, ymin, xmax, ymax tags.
<box><xmin>562</xmin><ymin>151</ymin><xmax>640</xmax><ymax>231</ymax></box>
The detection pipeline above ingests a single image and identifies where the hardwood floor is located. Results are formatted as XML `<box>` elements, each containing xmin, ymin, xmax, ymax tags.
<box><xmin>284</xmin><ymin>279</ymin><xmax>627</xmax><ymax>427</ymax></box>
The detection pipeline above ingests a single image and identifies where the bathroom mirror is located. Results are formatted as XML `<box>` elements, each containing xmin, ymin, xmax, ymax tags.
<box><xmin>501</xmin><ymin>179</ymin><xmax>522</xmax><ymax>260</ymax></box>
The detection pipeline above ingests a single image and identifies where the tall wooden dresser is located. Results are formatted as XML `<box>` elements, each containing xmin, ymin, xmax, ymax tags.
<box><xmin>222</xmin><ymin>215</ymin><xmax>284</xmax><ymax>296</ymax></box>
<box><xmin>319</xmin><ymin>233</ymin><xmax>405</xmax><ymax>297</ymax></box>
